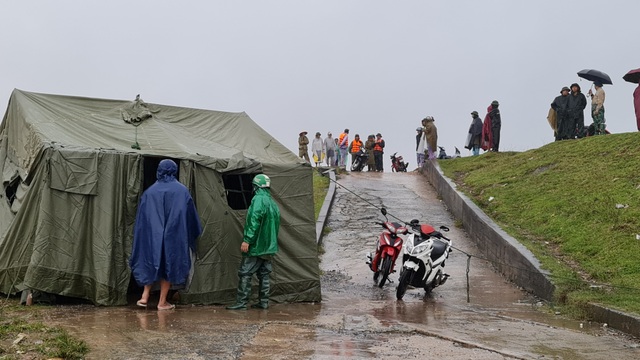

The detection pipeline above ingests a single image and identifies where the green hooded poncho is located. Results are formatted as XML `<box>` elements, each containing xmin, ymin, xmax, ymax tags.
<box><xmin>243</xmin><ymin>187</ymin><xmax>281</xmax><ymax>257</ymax></box>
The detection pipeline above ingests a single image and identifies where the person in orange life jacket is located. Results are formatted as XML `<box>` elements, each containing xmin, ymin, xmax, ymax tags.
<box><xmin>337</xmin><ymin>129</ymin><xmax>349</xmax><ymax>167</ymax></box>
<box><xmin>348</xmin><ymin>134</ymin><xmax>363</xmax><ymax>165</ymax></box>
<box><xmin>373</xmin><ymin>133</ymin><xmax>385</xmax><ymax>172</ymax></box>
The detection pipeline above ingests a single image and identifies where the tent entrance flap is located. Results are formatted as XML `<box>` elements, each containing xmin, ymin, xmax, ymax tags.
<box><xmin>143</xmin><ymin>156</ymin><xmax>180</xmax><ymax>191</ymax></box>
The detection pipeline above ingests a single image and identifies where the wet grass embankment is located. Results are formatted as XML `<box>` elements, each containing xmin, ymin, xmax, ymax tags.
<box><xmin>438</xmin><ymin>132</ymin><xmax>640</xmax><ymax>317</ymax></box>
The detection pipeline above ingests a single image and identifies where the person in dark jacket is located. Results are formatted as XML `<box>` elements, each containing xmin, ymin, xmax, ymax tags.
<box><xmin>467</xmin><ymin>111</ymin><xmax>483</xmax><ymax>156</ymax></box>
<box><xmin>488</xmin><ymin>100</ymin><xmax>501</xmax><ymax>151</ymax></box>
<box><xmin>415</xmin><ymin>127</ymin><xmax>424</xmax><ymax>168</ymax></box>
<box><xmin>130</xmin><ymin>159</ymin><xmax>202</xmax><ymax>311</ymax></box>
<box><xmin>227</xmin><ymin>174</ymin><xmax>281</xmax><ymax>310</ymax></box>
<box><xmin>365</xmin><ymin>135</ymin><xmax>376</xmax><ymax>171</ymax></box>
<box><xmin>551</xmin><ymin>87</ymin><xmax>571</xmax><ymax>140</ymax></box>
<box><xmin>568</xmin><ymin>83</ymin><xmax>587</xmax><ymax>138</ymax></box>
<box><xmin>373</xmin><ymin>133</ymin><xmax>385</xmax><ymax>171</ymax></box>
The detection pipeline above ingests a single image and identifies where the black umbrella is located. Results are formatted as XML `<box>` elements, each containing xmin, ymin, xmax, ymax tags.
<box><xmin>577</xmin><ymin>69</ymin><xmax>613</xmax><ymax>85</ymax></box>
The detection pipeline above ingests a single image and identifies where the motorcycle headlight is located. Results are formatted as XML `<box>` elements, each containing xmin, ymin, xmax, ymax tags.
<box><xmin>404</xmin><ymin>239</ymin><xmax>413</xmax><ymax>252</ymax></box>
<box><xmin>412</xmin><ymin>243</ymin><xmax>430</xmax><ymax>254</ymax></box>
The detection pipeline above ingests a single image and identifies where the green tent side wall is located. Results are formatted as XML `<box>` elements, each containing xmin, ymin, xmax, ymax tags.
<box><xmin>0</xmin><ymin>89</ymin><xmax>321</xmax><ymax>305</ymax></box>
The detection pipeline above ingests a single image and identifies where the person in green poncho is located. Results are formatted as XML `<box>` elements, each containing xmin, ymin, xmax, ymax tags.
<box><xmin>226</xmin><ymin>174</ymin><xmax>281</xmax><ymax>310</ymax></box>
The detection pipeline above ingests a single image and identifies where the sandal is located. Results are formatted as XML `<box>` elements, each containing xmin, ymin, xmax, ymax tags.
<box><xmin>157</xmin><ymin>303</ymin><xmax>175</xmax><ymax>311</ymax></box>
<box><xmin>136</xmin><ymin>300</ymin><xmax>148</xmax><ymax>308</ymax></box>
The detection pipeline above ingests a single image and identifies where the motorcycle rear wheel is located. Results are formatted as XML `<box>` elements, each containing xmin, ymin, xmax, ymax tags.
<box><xmin>396</xmin><ymin>269</ymin><xmax>412</xmax><ymax>300</ymax></box>
<box><xmin>377</xmin><ymin>255</ymin><xmax>393</xmax><ymax>288</ymax></box>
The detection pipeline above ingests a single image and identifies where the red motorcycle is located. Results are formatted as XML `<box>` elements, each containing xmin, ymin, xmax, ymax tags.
<box><xmin>390</xmin><ymin>152</ymin><xmax>408</xmax><ymax>172</ymax></box>
<box><xmin>366</xmin><ymin>208</ymin><xmax>408</xmax><ymax>288</ymax></box>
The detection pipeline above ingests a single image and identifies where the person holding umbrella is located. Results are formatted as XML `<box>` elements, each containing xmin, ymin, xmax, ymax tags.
<box><xmin>623</xmin><ymin>68</ymin><xmax>640</xmax><ymax>131</ymax></box>
<box><xmin>588</xmin><ymin>82</ymin><xmax>606</xmax><ymax>135</ymax></box>
<box><xmin>577</xmin><ymin>69</ymin><xmax>612</xmax><ymax>136</ymax></box>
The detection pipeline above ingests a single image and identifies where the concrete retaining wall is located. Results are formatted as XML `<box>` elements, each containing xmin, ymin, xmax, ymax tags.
<box><xmin>422</xmin><ymin>160</ymin><xmax>555</xmax><ymax>301</ymax></box>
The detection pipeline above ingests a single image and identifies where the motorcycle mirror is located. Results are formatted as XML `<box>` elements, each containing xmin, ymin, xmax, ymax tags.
<box><xmin>380</xmin><ymin>207</ymin><xmax>387</xmax><ymax>216</ymax></box>
<box><xmin>439</xmin><ymin>226</ymin><xmax>450</xmax><ymax>232</ymax></box>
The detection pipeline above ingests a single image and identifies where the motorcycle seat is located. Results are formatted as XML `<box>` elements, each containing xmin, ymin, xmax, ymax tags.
<box><xmin>430</xmin><ymin>240</ymin><xmax>447</xmax><ymax>260</ymax></box>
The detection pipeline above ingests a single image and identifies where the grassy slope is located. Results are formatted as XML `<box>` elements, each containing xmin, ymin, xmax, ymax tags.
<box><xmin>439</xmin><ymin>132</ymin><xmax>640</xmax><ymax>315</ymax></box>
<box><xmin>313</xmin><ymin>170</ymin><xmax>330</xmax><ymax>220</ymax></box>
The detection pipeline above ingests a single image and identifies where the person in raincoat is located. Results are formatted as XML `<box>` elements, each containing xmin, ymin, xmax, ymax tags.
<box><xmin>485</xmin><ymin>100</ymin><xmax>501</xmax><ymax>151</ymax></box>
<box><xmin>365</xmin><ymin>135</ymin><xmax>376</xmax><ymax>171</ymax></box>
<box><xmin>227</xmin><ymin>174</ymin><xmax>281</xmax><ymax>310</ymax></box>
<box><xmin>422</xmin><ymin>116</ymin><xmax>438</xmax><ymax>160</ymax></box>
<box><xmin>415</xmin><ymin>127</ymin><xmax>425</xmax><ymax>167</ymax></box>
<box><xmin>551</xmin><ymin>87</ymin><xmax>571</xmax><ymax>140</ymax></box>
<box><xmin>130</xmin><ymin>159</ymin><xmax>202</xmax><ymax>311</ymax></box>
<box><xmin>466</xmin><ymin>111</ymin><xmax>483</xmax><ymax>156</ymax></box>
<box><xmin>588</xmin><ymin>82</ymin><xmax>606</xmax><ymax>135</ymax></box>
<box><xmin>311</xmin><ymin>132</ymin><xmax>325</xmax><ymax>167</ymax></box>
<box><xmin>298</xmin><ymin>131</ymin><xmax>310</xmax><ymax>162</ymax></box>
<box><xmin>634</xmin><ymin>83</ymin><xmax>640</xmax><ymax>131</ymax></box>
<box><xmin>324</xmin><ymin>132</ymin><xmax>335</xmax><ymax>166</ymax></box>
<box><xmin>568</xmin><ymin>83</ymin><xmax>587</xmax><ymax>138</ymax></box>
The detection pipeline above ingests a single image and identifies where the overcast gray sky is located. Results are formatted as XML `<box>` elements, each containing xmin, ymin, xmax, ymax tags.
<box><xmin>1</xmin><ymin>1</ymin><xmax>638</xmax><ymax>168</ymax></box>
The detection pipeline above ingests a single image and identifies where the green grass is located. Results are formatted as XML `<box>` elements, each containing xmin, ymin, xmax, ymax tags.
<box><xmin>313</xmin><ymin>171</ymin><xmax>330</xmax><ymax>220</ymax></box>
<box><xmin>0</xmin><ymin>302</ymin><xmax>89</xmax><ymax>359</ymax></box>
<box><xmin>438</xmin><ymin>132</ymin><xmax>640</xmax><ymax>316</ymax></box>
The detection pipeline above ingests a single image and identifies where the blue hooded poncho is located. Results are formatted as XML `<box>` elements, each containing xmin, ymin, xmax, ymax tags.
<box><xmin>129</xmin><ymin>159</ymin><xmax>202</xmax><ymax>286</ymax></box>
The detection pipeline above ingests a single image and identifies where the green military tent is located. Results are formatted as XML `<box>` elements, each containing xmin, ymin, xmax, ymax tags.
<box><xmin>0</xmin><ymin>89</ymin><xmax>321</xmax><ymax>305</ymax></box>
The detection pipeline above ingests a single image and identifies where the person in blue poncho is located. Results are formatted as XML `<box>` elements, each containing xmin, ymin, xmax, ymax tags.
<box><xmin>130</xmin><ymin>159</ymin><xmax>202</xmax><ymax>311</ymax></box>
<box><xmin>226</xmin><ymin>174</ymin><xmax>281</xmax><ymax>310</ymax></box>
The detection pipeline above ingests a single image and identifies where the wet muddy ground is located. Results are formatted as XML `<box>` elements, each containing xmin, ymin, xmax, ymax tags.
<box><xmin>38</xmin><ymin>172</ymin><xmax>640</xmax><ymax>359</ymax></box>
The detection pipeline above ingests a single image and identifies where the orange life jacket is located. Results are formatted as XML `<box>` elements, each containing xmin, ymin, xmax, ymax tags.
<box><xmin>338</xmin><ymin>132</ymin><xmax>348</xmax><ymax>148</ymax></box>
<box><xmin>350</xmin><ymin>139</ymin><xmax>363</xmax><ymax>153</ymax></box>
<box><xmin>374</xmin><ymin>139</ymin><xmax>384</xmax><ymax>152</ymax></box>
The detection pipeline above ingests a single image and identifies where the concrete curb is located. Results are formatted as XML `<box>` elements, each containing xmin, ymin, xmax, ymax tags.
<box><xmin>421</xmin><ymin>160</ymin><xmax>640</xmax><ymax>338</ymax></box>
<box><xmin>316</xmin><ymin>170</ymin><xmax>337</xmax><ymax>246</ymax></box>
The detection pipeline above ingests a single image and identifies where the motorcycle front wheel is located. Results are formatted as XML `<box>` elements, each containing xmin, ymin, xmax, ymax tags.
<box><xmin>377</xmin><ymin>255</ymin><xmax>393</xmax><ymax>288</ymax></box>
<box><xmin>351</xmin><ymin>159</ymin><xmax>361</xmax><ymax>172</ymax></box>
<box><xmin>396</xmin><ymin>269</ymin><xmax>413</xmax><ymax>300</ymax></box>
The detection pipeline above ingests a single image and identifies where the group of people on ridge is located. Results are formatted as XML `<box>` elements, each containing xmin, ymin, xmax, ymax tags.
<box><xmin>464</xmin><ymin>100</ymin><xmax>502</xmax><ymax>156</ymax></box>
<box><xmin>298</xmin><ymin>129</ymin><xmax>386</xmax><ymax>172</ymax></box>
<box><xmin>549</xmin><ymin>82</ymin><xmax>606</xmax><ymax>139</ymax></box>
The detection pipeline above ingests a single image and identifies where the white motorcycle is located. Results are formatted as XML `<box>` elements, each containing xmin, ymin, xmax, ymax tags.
<box><xmin>396</xmin><ymin>219</ymin><xmax>452</xmax><ymax>300</ymax></box>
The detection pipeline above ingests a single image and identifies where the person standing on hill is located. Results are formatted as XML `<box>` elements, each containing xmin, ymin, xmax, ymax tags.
<box><xmin>467</xmin><ymin>111</ymin><xmax>483</xmax><ymax>156</ymax></box>
<box><xmin>422</xmin><ymin>116</ymin><xmax>438</xmax><ymax>160</ymax></box>
<box><xmin>311</xmin><ymin>132</ymin><xmax>324</xmax><ymax>167</ymax></box>
<box><xmin>588</xmin><ymin>82</ymin><xmax>606</xmax><ymax>135</ymax></box>
<box><xmin>551</xmin><ymin>87</ymin><xmax>571</xmax><ymax>140</ymax></box>
<box><xmin>568</xmin><ymin>83</ymin><xmax>587</xmax><ymax>138</ymax></box>
<box><xmin>298</xmin><ymin>131</ymin><xmax>310</xmax><ymax>162</ymax></box>
<box><xmin>324</xmin><ymin>132</ymin><xmax>335</xmax><ymax>166</ymax></box>
<box><xmin>488</xmin><ymin>100</ymin><xmax>502</xmax><ymax>151</ymax></box>
<box><xmin>373</xmin><ymin>133</ymin><xmax>385</xmax><ymax>171</ymax></box>
<box><xmin>338</xmin><ymin>129</ymin><xmax>349</xmax><ymax>167</ymax></box>
<box><xmin>130</xmin><ymin>159</ymin><xmax>202</xmax><ymax>311</ymax></box>
<box><xmin>226</xmin><ymin>174</ymin><xmax>280</xmax><ymax>310</ymax></box>
<box><xmin>634</xmin><ymin>83</ymin><xmax>640</xmax><ymax>131</ymax></box>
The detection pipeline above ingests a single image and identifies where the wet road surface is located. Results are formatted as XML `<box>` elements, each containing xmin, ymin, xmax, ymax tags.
<box><xmin>43</xmin><ymin>171</ymin><xmax>640</xmax><ymax>359</ymax></box>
